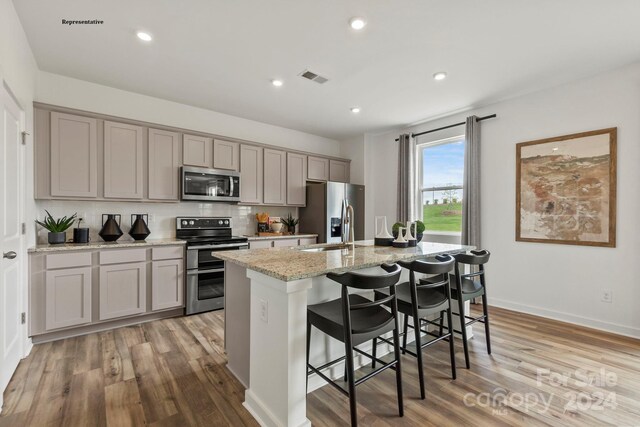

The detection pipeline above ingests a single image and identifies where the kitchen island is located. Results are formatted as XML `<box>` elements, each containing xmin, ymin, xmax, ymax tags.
<box><xmin>217</xmin><ymin>240</ymin><xmax>472</xmax><ymax>427</ymax></box>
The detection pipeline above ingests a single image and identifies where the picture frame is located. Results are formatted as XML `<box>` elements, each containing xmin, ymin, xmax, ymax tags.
<box><xmin>516</xmin><ymin>128</ymin><xmax>617</xmax><ymax>247</ymax></box>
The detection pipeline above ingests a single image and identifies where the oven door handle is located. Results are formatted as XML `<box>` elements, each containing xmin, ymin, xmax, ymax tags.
<box><xmin>187</xmin><ymin>243</ymin><xmax>249</xmax><ymax>250</ymax></box>
<box><xmin>187</xmin><ymin>268</ymin><xmax>225</xmax><ymax>276</ymax></box>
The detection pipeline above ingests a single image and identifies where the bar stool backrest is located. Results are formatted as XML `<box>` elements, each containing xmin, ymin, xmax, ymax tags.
<box><xmin>327</xmin><ymin>263</ymin><xmax>402</xmax><ymax>335</ymax></box>
<box><xmin>453</xmin><ymin>249</ymin><xmax>490</xmax><ymax>288</ymax></box>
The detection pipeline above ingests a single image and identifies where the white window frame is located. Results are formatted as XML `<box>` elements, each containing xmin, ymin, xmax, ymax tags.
<box><xmin>416</xmin><ymin>134</ymin><xmax>465</xmax><ymax>235</ymax></box>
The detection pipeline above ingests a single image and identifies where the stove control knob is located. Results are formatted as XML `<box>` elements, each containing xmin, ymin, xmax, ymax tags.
<box><xmin>218</xmin><ymin>220</ymin><xmax>223</xmax><ymax>225</ymax></box>
<box><xmin>189</xmin><ymin>220</ymin><xmax>195</xmax><ymax>226</ymax></box>
<box><xmin>224</xmin><ymin>220</ymin><xmax>229</xmax><ymax>225</ymax></box>
<box><xmin>182</xmin><ymin>220</ymin><xmax>188</xmax><ymax>226</ymax></box>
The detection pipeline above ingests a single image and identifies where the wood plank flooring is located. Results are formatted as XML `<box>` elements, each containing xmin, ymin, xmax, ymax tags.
<box><xmin>1</xmin><ymin>306</ymin><xmax>639</xmax><ymax>426</ymax></box>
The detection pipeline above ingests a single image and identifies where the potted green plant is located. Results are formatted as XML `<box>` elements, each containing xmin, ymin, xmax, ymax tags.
<box><xmin>392</xmin><ymin>220</ymin><xmax>425</xmax><ymax>242</ymax></box>
<box><xmin>36</xmin><ymin>210</ymin><xmax>77</xmax><ymax>244</ymax></box>
<box><xmin>281</xmin><ymin>213</ymin><xmax>299</xmax><ymax>235</ymax></box>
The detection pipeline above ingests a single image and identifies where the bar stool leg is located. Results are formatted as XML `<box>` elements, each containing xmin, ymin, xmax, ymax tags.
<box><xmin>306</xmin><ymin>321</ymin><xmax>311</xmax><ymax>391</ymax></box>
<box><xmin>438</xmin><ymin>311</ymin><xmax>444</xmax><ymax>337</ymax></box>
<box><xmin>371</xmin><ymin>338</ymin><xmax>377</xmax><ymax>369</ymax></box>
<box><xmin>456</xmin><ymin>296</ymin><xmax>471</xmax><ymax>369</ymax></box>
<box><xmin>392</xmin><ymin>323</ymin><xmax>404</xmax><ymax>416</ymax></box>
<box><xmin>446</xmin><ymin>304</ymin><xmax>457</xmax><ymax>380</ymax></box>
<box><xmin>344</xmin><ymin>339</ymin><xmax>358</xmax><ymax>426</ymax></box>
<box><xmin>402</xmin><ymin>313</ymin><xmax>409</xmax><ymax>354</ymax></box>
<box><xmin>412</xmin><ymin>308</ymin><xmax>426</xmax><ymax>399</ymax></box>
<box><xmin>481</xmin><ymin>293</ymin><xmax>492</xmax><ymax>354</ymax></box>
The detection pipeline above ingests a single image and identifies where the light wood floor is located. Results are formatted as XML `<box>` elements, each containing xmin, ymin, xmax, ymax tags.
<box><xmin>1</xmin><ymin>306</ymin><xmax>639</xmax><ymax>426</ymax></box>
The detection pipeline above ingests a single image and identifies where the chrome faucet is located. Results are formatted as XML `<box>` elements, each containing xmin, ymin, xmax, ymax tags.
<box><xmin>342</xmin><ymin>200</ymin><xmax>355</xmax><ymax>244</ymax></box>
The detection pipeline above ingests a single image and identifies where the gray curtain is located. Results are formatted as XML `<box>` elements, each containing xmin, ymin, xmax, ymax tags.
<box><xmin>397</xmin><ymin>133</ymin><xmax>417</xmax><ymax>223</ymax></box>
<box><xmin>462</xmin><ymin>116</ymin><xmax>481</xmax><ymax>248</ymax></box>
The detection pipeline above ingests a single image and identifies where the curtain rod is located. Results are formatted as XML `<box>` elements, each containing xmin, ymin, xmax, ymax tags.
<box><xmin>395</xmin><ymin>113</ymin><xmax>497</xmax><ymax>141</ymax></box>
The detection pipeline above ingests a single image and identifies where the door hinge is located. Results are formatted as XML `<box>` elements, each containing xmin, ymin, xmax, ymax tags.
<box><xmin>21</xmin><ymin>131</ymin><xmax>29</xmax><ymax>145</ymax></box>
<box><xmin>21</xmin><ymin>222</ymin><xmax>26</xmax><ymax>235</ymax></box>
<box><xmin>21</xmin><ymin>312</ymin><xmax>26</xmax><ymax>324</ymax></box>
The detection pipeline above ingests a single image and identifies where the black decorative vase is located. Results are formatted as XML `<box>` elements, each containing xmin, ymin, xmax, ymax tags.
<box><xmin>129</xmin><ymin>214</ymin><xmax>151</xmax><ymax>241</ymax></box>
<box><xmin>99</xmin><ymin>214</ymin><xmax>123</xmax><ymax>242</ymax></box>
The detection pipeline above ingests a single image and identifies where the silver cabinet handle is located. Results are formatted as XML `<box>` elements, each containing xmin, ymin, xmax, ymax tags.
<box><xmin>3</xmin><ymin>251</ymin><xmax>17</xmax><ymax>260</ymax></box>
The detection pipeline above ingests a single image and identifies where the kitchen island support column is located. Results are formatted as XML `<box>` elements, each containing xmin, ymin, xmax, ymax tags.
<box><xmin>243</xmin><ymin>269</ymin><xmax>312</xmax><ymax>427</ymax></box>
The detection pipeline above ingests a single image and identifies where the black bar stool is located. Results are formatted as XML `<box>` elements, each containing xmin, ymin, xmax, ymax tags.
<box><xmin>445</xmin><ymin>249</ymin><xmax>491</xmax><ymax>369</ymax></box>
<box><xmin>373</xmin><ymin>254</ymin><xmax>456</xmax><ymax>399</ymax></box>
<box><xmin>306</xmin><ymin>263</ymin><xmax>403</xmax><ymax>427</ymax></box>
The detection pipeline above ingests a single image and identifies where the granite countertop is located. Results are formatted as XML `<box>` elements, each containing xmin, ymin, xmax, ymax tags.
<box><xmin>244</xmin><ymin>233</ymin><xmax>318</xmax><ymax>241</ymax></box>
<box><xmin>215</xmin><ymin>240</ymin><xmax>473</xmax><ymax>281</ymax></box>
<box><xmin>28</xmin><ymin>238</ymin><xmax>186</xmax><ymax>253</ymax></box>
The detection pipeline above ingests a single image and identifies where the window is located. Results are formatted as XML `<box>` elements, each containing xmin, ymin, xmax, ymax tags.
<box><xmin>417</xmin><ymin>135</ymin><xmax>464</xmax><ymax>233</ymax></box>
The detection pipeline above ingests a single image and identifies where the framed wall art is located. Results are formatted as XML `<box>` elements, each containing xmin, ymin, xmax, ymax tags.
<box><xmin>516</xmin><ymin>128</ymin><xmax>617</xmax><ymax>247</ymax></box>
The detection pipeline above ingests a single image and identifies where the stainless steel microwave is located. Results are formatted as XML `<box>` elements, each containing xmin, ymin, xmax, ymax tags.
<box><xmin>181</xmin><ymin>166</ymin><xmax>241</xmax><ymax>202</ymax></box>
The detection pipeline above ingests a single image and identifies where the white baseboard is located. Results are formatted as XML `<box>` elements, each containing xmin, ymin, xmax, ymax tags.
<box><xmin>489</xmin><ymin>297</ymin><xmax>640</xmax><ymax>339</ymax></box>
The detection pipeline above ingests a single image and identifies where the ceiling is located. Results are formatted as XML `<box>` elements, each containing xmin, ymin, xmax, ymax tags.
<box><xmin>13</xmin><ymin>0</ymin><xmax>640</xmax><ymax>140</ymax></box>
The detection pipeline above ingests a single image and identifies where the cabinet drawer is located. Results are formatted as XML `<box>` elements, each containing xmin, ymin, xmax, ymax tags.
<box><xmin>298</xmin><ymin>237</ymin><xmax>317</xmax><ymax>246</ymax></box>
<box><xmin>273</xmin><ymin>239</ymin><xmax>299</xmax><ymax>248</ymax></box>
<box><xmin>248</xmin><ymin>240</ymin><xmax>273</xmax><ymax>249</ymax></box>
<box><xmin>100</xmin><ymin>248</ymin><xmax>146</xmax><ymax>265</ymax></box>
<box><xmin>152</xmin><ymin>246</ymin><xmax>184</xmax><ymax>261</ymax></box>
<box><xmin>46</xmin><ymin>252</ymin><xmax>92</xmax><ymax>269</ymax></box>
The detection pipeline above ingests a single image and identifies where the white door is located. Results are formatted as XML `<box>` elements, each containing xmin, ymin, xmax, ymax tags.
<box><xmin>0</xmin><ymin>82</ymin><xmax>24</xmax><ymax>403</ymax></box>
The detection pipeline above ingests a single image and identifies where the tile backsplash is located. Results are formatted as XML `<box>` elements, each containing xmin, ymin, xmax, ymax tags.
<box><xmin>35</xmin><ymin>200</ymin><xmax>297</xmax><ymax>244</ymax></box>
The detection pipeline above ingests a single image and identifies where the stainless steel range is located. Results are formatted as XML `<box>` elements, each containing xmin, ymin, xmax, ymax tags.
<box><xmin>176</xmin><ymin>217</ymin><xmax>248</xmax><ymax>315</ymax></box>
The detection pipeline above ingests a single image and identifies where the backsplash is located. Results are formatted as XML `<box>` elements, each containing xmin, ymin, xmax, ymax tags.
<box><xmin>35</xmin><ymin>200</ymin><xmax>297</xmax><ymax>244</ymax></box>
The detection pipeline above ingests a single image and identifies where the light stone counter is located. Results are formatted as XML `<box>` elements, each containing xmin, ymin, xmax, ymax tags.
<box><xmin>27</xmin><ymin>238</ymin><xmax>185</xmax><ymax>253</ymax></box>
<box><xmin>216</xmin><ymin>240</ymin><xmax>472</xmax><ymax>281</ymax></box>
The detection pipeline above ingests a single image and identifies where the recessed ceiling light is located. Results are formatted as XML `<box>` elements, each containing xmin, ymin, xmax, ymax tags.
<box><xmin>350</xmin><ymin>107</ymin><xmax>361</xmax><ymax>113</ymax></box>
<box><xmin>349</xmin><ymin>17</ymin><xmax>367</xmax><ymax>30</ymax></box>
<box><xmin>552</xmin><ymin>147</ymin><xmax>559</xmax><ymax>151</ymax></box>
<box><xmin>271</xmin><ymin>79</ymin><xmax>283</xmax><ymax>87</ymax></box>
<box><xmin>136</xmin><ymin>31</ymin><xmax>152</xmax><ymax>42</ymax></box>
<box><xmin>433</xmin><ymin>72</ymin><xmax>447</xmax><ymax>81</ymax></box>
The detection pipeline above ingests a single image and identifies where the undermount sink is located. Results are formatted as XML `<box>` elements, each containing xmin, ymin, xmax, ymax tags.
<box><xmin>299</xmin><ymin>243</ymin><xmax>359</xmax><ymax>252</ymax></box>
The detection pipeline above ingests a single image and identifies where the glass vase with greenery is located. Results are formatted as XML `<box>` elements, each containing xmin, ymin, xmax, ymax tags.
<box><xmin>281</xmin><ymin>213</ymin><xmax>300</xmax><ymax>235</ymax></box>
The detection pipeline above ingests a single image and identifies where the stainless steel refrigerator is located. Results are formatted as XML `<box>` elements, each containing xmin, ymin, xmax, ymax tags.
<box><xmin>299</xmin><ymin>181</ymin><xmax>365</xmax><ymax>243</ymax></box>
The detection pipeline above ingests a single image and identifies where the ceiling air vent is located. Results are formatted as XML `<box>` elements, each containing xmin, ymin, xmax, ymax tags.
<box><xmin>299</xmin><ymin>69</ymin><xmax>329</xmax><ymax>84</ymax></box>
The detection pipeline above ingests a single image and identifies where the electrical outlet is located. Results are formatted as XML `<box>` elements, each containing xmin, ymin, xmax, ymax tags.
<box><xmin>601</xmin><ymin>289</ymin><xmax>613</xmax><ymax>303</ymax></box>
<box><xmin>148</xmin><ymin>214</ymin><xmax>155</xmax><ymax>223</ymax></box>
<box><xmin>260</xmin><ymin>299</ymin><xmax>268</xmax><ymax>323</ymax></box>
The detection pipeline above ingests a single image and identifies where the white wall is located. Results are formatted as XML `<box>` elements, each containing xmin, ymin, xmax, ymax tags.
<box><xmin>0</xmin><ymin>0</ymin><xmax>38</xmax><ymax>363</ymax></box>
<box><xmin>363</xmin><ymin>62</ymin><xmax>640</xmax><ymax>338</ymax></box>
<box><xmin>36</xmin><ymin>71</ymin><xmax>341</xmax><ymax>157</ymax></box>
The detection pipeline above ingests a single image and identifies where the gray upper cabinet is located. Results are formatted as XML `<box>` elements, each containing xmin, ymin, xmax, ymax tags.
<box><xmin>307</xmin><ymin>156</ymin><xmax>329</xmax><ymax>182</ymax></box>
<box><xmin>287</xmin><ymin>152</ymin><xmax>307</xmax><ymax>206</ymax></box>
<box><xmin>329</xmin><ymin>159</ymin><xmax>350</xmax><ymax>183</ymax></box>
<box><xmin>104</xmin><ymin>121</ymin><xmax>144</xmax><ymax>199</ymax></box>
<box><xmin>183</xmin><ymin>134</ymin><xmax>213</xmax><ymax>168</ymax></box>
<box><xmin>213</xmin><ymin>139</ymin><xmax>239</xmax><ymax>171</ymax></box>
<box><xmin>240</xmin><ymin>144</ymin><xmax>263</xmax><ymax>204</ymax></box>
<box><xmin>263</xmin><ymin>148</ymin><xmax>287</xmax><ymax>205</ymax></box>
<box><xmin>50</xmin><ymin>112</ymin><xmax>98</xmax><ymax>198</ymax></box>
<box><xmin>148</xmin><ymin>128</ymin><xmax>181</xmax><ymax>200</ymax></box>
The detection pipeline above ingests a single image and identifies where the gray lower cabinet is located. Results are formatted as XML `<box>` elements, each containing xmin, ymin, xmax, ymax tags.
<box><xmin>104</xmin><ymin>121</ymin><xmax>144</xmax><ymax>199</ymax></box>
<box><xmin>152</xmin><ymin>259</ymin><xmax>184</xmax><ymax>311</ymax></box>
<box><xmin>148</xmin><ymin>128</ymin><xmax>181</xmax><ymax>200</ymax></box>
<box><xmin>213</xmin><ymin>139</ymin><xmax>240</xmax><ymax>171</ymax></box>
<box><xmin>99</xmin><ymin>262</ymin><xmax>147</xmax><ymax>320</ymax></box>
<box><xmin>248</xmin><ymin>236</ymin><xmax>317</xmax><ymax>249</ymax></box>
<box><xmin>240</xmin><ymin>144</ymin><xmax>263</xmax><ymax>204</ymax></box>
<box><xmin>263</xmin><ymin>148</ymin><xmax>287</xmax><ymax>205</ymax></box>
<box><xmin>50</xmin><ymin>112</ymin><xmax>98</xmax><ymax>198</ymax></box>
<box><xmin>45</xmin><ymin>266</ymin><xmax>92</xmax><ymax>331</ymax></box>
